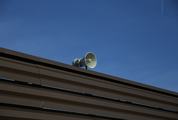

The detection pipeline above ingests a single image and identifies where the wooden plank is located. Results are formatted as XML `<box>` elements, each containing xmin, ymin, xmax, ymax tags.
<box><xmin>0</xmin><ymin>105</ymin><xmax>117</xmax><ymax>120</ymax></box>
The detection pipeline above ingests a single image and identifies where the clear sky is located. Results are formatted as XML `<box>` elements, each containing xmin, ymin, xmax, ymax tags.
<box><xmin>0</xmin><ymin>0</ymin><xmax>178</xmax><ymax>92</ymax></box>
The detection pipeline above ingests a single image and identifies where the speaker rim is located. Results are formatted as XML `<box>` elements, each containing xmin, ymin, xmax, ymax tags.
<box><xmin>84</xmin><ymin>52</ymin><xmax>97</xmax><ymax>68</ymax></box>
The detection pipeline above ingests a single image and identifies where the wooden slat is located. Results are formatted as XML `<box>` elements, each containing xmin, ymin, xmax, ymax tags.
<box><xmin>0</xmin><ymin>104</ymin><xmax>120</xmax><ymax>120</ymax></box>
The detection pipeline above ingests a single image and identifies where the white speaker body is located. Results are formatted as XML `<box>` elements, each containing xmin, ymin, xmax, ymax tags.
<box><xmin>72</xmin><ymin>52</ymin><xmax>97</xmax><ymax>69</ymax></box>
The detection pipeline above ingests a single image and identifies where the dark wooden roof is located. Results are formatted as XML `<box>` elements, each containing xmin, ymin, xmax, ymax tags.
<box><xmin>0</xmin><ymin>47</ymin><xmax>178</xmax><ymax>120</ymax></box>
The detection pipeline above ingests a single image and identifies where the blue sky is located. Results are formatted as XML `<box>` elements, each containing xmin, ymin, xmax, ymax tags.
<box><xmin>0</xmin><ymin>0</ymin><xmax>178</xmax><ymax>92</ymax></box>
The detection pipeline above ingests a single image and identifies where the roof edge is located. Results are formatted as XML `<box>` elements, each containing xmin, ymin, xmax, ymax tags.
<box><xmin>1</xmin><ymin>47</ymin><xmax>178</xmax><ymax>96</ymax></box>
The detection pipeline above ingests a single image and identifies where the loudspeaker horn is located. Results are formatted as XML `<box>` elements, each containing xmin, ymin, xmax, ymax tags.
<box><xmin>72</xmin><ymin>52</ymin><xmax>97</xmax><ymax>69</ymax></box>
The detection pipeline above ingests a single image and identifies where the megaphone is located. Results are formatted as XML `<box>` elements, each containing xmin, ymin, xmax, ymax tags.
<box><xmin>72</xmin><ymin>52</ymin><xmax>97</xmax><ymax>69</ymax></box>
